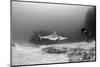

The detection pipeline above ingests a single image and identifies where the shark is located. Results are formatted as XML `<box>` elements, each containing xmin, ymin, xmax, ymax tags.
<box><xmin>38</xmin><ymin>31</ymin><xmax>68</xmax><ymax>41</ymax></box>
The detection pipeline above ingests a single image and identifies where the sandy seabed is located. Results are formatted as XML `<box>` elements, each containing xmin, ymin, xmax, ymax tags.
<box><xmin>11</xmin><ymin>41</ymin><xmax>96</xmax><ymax>66</ymax></box>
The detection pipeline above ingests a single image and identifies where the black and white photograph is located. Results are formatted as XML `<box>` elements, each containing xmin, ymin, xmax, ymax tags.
<box><xmin>11</xmin><ymin>0</ymin><xmax>96</xmax><ymax>66</ymax></box>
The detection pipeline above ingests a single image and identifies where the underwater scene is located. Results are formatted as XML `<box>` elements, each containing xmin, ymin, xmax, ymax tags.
<box><xmin>11</xmin><ymin>0</ymin><xmax>96</xmax><ymax>66</ymax></box>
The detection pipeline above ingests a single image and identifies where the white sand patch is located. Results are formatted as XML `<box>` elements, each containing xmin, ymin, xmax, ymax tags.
<box><xmin>40</xmin><ymin>41</ymin><xmax>95</xmax><ymax>49</ymax></box>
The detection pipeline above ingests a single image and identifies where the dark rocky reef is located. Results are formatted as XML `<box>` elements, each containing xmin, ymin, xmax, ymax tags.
<box><xmin>42</xmin><ymin>46</ymin><xmax>96</xmax><ymax>62</ymax></box>
<box><xmin>68</xmin><ymin>47</ymin><xmax>96</xmax><ymax>62</ymax></box>
<box><xmin>42</xmin><ymin>46</ymin><xmax>68</xmax><ymax>54</ymax></box>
